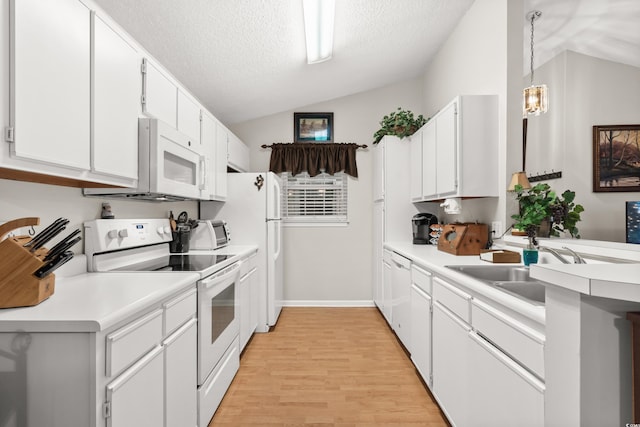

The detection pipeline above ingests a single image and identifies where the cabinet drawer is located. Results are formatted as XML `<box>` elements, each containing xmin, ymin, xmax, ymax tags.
<box><xmin>106</xmin><ymin>309</ymin><xmax>163</xmax><ymax>377</ymax></box>
<box><xmin>472</xmin><ymin>299</ymin><xmax>545</xmax><ymax>379</ymax></box>
<box><xmin>433</xmin><ymin>277</ymin><xmax>471</xmax><ymax>323</ymax></box>
<box><xmin>239</xmin><ymin>251</ymin><xmax>258</xmax><ymax>278</ymax></box>
<box><xmin>411</xmin><ymin>265</ymin><xmax>432</xmax><ymax>294</ymax></box>
<box><xmin>164</xmin><ymin>288</ymin><xmax>197</xmax><ymax>335</ymax></box>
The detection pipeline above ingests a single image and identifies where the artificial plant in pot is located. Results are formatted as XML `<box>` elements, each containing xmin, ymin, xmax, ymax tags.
<box><xmin>372</xmin><ymin>108</ymin><xmax>427</xmax><ymax>144</ymax></box>
<box><xmin>511</xmin><ymin>183</ymin><xmax>585</xmax><ymax>249</ymax></box>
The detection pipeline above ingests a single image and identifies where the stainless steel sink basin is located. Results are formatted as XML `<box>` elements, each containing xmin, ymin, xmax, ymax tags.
<box><xmin>447</xmin><ymin>265</ymin><xmax>532</xmax><ymax>282</ymax></box>
<box><xmin>494</xmin><ymin>281</ymin><xmax>545</xmax><ymax>304</ymax></box>
<box><xmin>446</xmin><ymin>265</ymin><xmax>545</xmax><ymax>305</ymax></box>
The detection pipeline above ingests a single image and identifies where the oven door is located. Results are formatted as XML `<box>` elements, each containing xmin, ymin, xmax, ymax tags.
<box><xmin>149</xmin><ymin>119</ymin><xmax>204</xmax><ymax>199</ymax></box>
<box><xmin>197</xmin><ymin>261</ymin><xmax>241</xmax><ymax>385</ymax></box>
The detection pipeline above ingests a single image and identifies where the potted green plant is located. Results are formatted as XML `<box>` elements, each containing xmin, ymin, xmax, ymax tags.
<box><xmin>372</xmin><ymin>108</ymin><xmax>428</xmax><ymax>144</ymax></box>
<box><xmin>511</xmin><ymin>183</ymin><xmax>585</xmax><ymax>264</ymax></box>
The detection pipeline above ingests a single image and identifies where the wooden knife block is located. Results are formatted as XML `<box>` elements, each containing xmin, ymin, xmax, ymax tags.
<box><xmin>0</xmin><ymin>236</ymin><xmax>55</xmax><ymax>309</ymax></box>
<box><xmin>438</xmin><ymin>223</ymin><xmax>489</xmax><ymax>256</ymax></box>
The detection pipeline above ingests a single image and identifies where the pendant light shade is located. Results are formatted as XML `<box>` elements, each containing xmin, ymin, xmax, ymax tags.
<box><xmin>508</xmin><ymin>171</ymin><xmax>531</xmax><ymax>192</ymax></box>
<box><xmin>523</xmin><ymin>10</ymin><xmax>548</xmax><ymax>116</ymax></box>
<box><xmin>523</xmin><ymin>84</ymin><xmax>548</xmax><ymax>116</ymax></box>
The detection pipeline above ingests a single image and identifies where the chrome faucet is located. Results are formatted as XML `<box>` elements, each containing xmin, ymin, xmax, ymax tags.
<box><xmin>539</xmin><ymin>246</ymin><xmax>570</xmax><ymax>264</ymax></box>
<box><xmin>538</xmin><ymin>246</ymin><xmax>586</xmax><ymax>264</ymax></box>
<box><xmin>562</xmin><ymin>246</ymin><xmax>586</xmax><ymax>264</ymax></box>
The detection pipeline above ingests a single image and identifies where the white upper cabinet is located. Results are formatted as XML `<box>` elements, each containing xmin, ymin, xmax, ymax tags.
<box><xmin>409</xmin><ymin>130</ymin><xmax>422</xmax><ymax>201</ymax></box>
<box><xmin>215</xmin><ymin>122</ymin><xmax>229</xmax><ymax>200</ymax></box>
<box><xmin>92</xmin><ymin>13</ymin><xmax>140</xmax><ymax>180</ymax></box>
<box><xmin>177</xmin><ymin>89</ymin><xmax>202</xmax><ymax>149</ymax></box>
<box><xmin>410</xmin><ymin>95</ymin><xmax>498</xmax><ymax>201</ymax></box>
<box><xmin>227</xmin><ymin>132</ymin><xmax>249</xmax><ymax>172</ymax></box>
<box><xmin>10</xmin><ymin>0</ymin><xmax>91</xmax><ymax>170</ymax></box>
<box><xmin>142</xmin><ymin>58</ymin><xmax>177</xmax><ymax>128</ymax></box>
<box><xmin>200</xmin><ymin>111</ymin><xmax>216</xmax><ymax>200</ymax></box>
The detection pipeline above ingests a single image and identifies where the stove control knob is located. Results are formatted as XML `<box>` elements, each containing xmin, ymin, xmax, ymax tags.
<box><xmin>107</xmin><ymin>229</ymin><xmax>118</xmax><ymax>239</ymax></box>
<box><xmin>118</xmin><ymin>229</ymin><xmax>129</xmax><ymax>238</ymax></box>
<box><xmin>164</xmin><ymin>226</ymin><xmax>171</xmax><ymax>235</ymax></box>
<box><xmin>156</xmin><ymin>226</ymin><xmax>164</xmax><ymax>235</ymax></box>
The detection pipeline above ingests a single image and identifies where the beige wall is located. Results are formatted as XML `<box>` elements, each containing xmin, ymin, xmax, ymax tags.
<box><xmin>231</xmin><ymin>78</ymin><xmax>423</xmax><ymax>303</ymax></box>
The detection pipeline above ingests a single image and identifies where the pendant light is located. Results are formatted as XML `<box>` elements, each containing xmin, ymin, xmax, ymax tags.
<box><xmin>523</xmin><ymin>10</ymin><xmax>548</xmax><ymax>116</ymax></box>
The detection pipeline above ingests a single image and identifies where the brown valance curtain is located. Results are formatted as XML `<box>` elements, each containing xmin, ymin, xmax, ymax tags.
<box><xmin>267</xmin><ymin>143</ymin><xmax>361</xmax><ymax>178</ymax></box>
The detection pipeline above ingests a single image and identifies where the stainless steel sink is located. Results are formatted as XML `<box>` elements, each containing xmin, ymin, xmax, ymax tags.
<box><xmin>446</xmin><ymin>265</ymin><xmax>532</xmax><ymax>282</ymax></box>
<box><xmin>494</xmin><ymin>281</ymin><xmax>545</xmax><ymax>304</ymax></box>
<box><xmin>446</xmin><ymin>265</ymin><xmax>545</xmax><ymax>305</ymax></box>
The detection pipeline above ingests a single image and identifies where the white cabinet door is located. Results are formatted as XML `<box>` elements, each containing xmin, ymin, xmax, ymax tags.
<box><xmin>409</xmin><ymin>130</ymin><xmax>422</xmax><ymax>201</ymax></box>
<box><xmin>382</xmin><ymin>252</ymin><xmax>393</xmax><ymax>325</ymax></box>
<box><xmin>177</xmin><ymin>89</ymin><xmax>201</xmax><ymax>149</ymax></box>
<box><xmin>373</xmin><ymin>202</ymin><xmax>384</xmax><ymax>309</ymax></box>
<box><xmin>239</xmin><ymin>267</ymin><xmax>257</xmax><ymax>351</ymax></box>
<box><xmin>215</xmin><ymin>122</ymin><xmax>229</xmax><ymax>199</ymax></box>
<box><xmin>391</xmin><ymin>253</ymin><xmax>412</xmax><ymax>351</ymax></box>
<box><xmin>143</xmin><ymin>58</ymin><xmax>177</xmax><ymax>128</ymax></box>
<box><xmin>411</xmin><ymin>284</ymin><xmax>432</xmax><ymax>387</ymax></box>
<box><xmin>228</xmin><ymin>132</ymin><xmax>250</xmax><ymax>172</ymax></box>
<box><xmin>432</xmin><ymin>301</ymin><xmax>470</xmax><ymax>427</ymax></box>
<box><xmin>469</xmin><ymin>332</ymin><xmax>545</xmax><ymax>426</ymax></box>
<box><xmin>11</xmin><ymin>0</ymin><xmax>90</xmax><ymax>170</ymax></box>
<box><xmin>435</xmin><ymin>101</ymin><xmax>457</xmax><ymax>196</ymax></box>
<box><xmin>164</xmin><ymin>319</ymin><xmax>198</xmax><ymax>427</ymax></box>
<box><xmin>421</xmin><ymin>122</ymin><xmax>437</xmax><ymax>198</ymax></box>
<box><xmin>92</xmin><ymin>14</ymin><xmax>140</xmax><ymax>180</ymax></box>
<box><xmin>200</xmin><ymin>112</ymin><xmax>217</xmax><ymax>200</ymax></box>
<box><xmin>106</xmin><ymin>346</ymin><xmax>164</xmax><ymax>427</ymax></box>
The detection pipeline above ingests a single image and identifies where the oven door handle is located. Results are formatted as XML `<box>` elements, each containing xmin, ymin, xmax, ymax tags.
<box><xmin>201</xmin><ymin>262</ymin><xmax>241</xmax><ymax>289</ymax></box>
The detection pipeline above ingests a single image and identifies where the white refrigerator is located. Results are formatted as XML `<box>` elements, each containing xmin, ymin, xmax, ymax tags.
<box><xmin>200</xmin><ymin>172</ymin><xmax>283</xmax><ymax>332</ymax></box>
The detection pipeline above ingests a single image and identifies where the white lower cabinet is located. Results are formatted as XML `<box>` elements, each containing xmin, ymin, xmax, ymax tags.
<box><xmin>468</xmin><ymin>331</ymin><xmax>545</xmax><ymax>426</ymax></box>
<box><xmin>390</xmin><ymin>252</ymin><xmax>412</xmax><ymax>351</ymax></box>
<box><xmin>410</xmin><ymin>283</ymin><xmax>431</xmax><ymax>386</ymax></box>
<box><xmin>432</xmin><ymin>301</ymin><xmax>470</xmax><ymax>427</ymax></box>
<box><xmin>106</xmin><ymin>345</ymin><xmax>164</xmax><ymax>427</ymax></box>
<box><xmin>164</xmin><ymin>318</ymin><xmax>198</xmax><ymax>427</ymax></box>
<box><xmin>239</xmin><ymin>252</ymin><xmax>259</xmax><ymax>352</ymax></box>
<box><xmin>382</xmin><ymin>250</ymin><xmax>393</xmax><ymax>324</ymax></box>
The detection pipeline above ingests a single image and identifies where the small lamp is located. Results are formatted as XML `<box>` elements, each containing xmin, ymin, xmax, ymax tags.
<box><xmin>523</xmin><ymin>10</ymin><xmax>548</xmax><ymax>116</ymax></box>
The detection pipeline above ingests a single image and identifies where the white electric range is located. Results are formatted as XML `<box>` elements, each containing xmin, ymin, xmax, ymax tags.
<box><xmin>84</xmin><ymin>218</ymin><xmax>248</xmax><ymax>426</ymax></box>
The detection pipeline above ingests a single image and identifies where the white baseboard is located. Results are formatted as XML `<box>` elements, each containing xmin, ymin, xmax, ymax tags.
<box><xmin>283</xmin><ymin>300</ymin><xmax>376</xmax><ymax>307</ymax></box>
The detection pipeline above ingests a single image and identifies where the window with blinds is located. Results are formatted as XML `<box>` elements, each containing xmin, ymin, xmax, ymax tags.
<box><xmin>280</xmin><ymin>171</ymin><xmax>348</xmax><ymax>224</ymax></box>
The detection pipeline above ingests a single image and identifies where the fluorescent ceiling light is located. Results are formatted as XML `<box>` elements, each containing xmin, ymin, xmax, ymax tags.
<box><xmin>302</xmin><ymin>0</ymin><xmax>335</xmax><ymax>64</ymax></box>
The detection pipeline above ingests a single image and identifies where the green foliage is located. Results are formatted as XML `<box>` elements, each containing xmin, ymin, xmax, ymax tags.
<box><xmin>511</xmin><ymin>183</ymin><xmax>584</xmax><ymax>240</ymax></box>
<box><xmin>372</xmin><ymin>108</ymin><xmax>427</xmax><ymax>144</ymax></box>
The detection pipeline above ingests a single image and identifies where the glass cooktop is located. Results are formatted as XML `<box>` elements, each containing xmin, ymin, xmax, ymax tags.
<box><xmin>115</xmin><ymin>254</ymin><xmax>234</xmax><ymax>272</ymax></box>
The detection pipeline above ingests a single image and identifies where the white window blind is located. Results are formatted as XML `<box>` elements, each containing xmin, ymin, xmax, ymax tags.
<box><xmin>280</xmin><ymin>171</ymin><xmax>348</xmax><ymax>224</ymax></box>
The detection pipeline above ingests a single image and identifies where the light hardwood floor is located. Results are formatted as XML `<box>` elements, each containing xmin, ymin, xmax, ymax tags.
<box><xmin>210</xmin><ymin>307</ymin><xmax>449</xmax><ymax>426</ymax></box>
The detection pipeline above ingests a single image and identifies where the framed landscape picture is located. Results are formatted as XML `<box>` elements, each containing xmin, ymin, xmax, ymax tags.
<box><xmin>593</xmin><ymin>125</ymin><xmax>640</xmax><ymax>192</ymax></box>
<box><xmin>294</xmin><ymin>112</ymin><xmax>333</xmax><ymax>143</ymax></box>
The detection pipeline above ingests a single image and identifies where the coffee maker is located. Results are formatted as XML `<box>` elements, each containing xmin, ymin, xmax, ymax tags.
<box><xmin>412</xmin><ymin>213</ymin><xmax>438</xmax><ymax>244</ymax></box>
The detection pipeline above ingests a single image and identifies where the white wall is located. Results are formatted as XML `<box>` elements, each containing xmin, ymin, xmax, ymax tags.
<box><xmin>527</xmin><ymin>50</ymin><xmax>640</xmax><ymax>242</ymax></box>
<box><xmin>230</xmin><ymin>78</ymin><xmax>423</xmax><ymax>303</ymax></box>
<box><xmin>0</xmin><ymin>179</ymin><xmax>197</xmax><ymax>253</ymax></box>
<box><xmin>419</xmin><ymin>0</ymin><xmax>524</xmax><ymax>229</ymax></box>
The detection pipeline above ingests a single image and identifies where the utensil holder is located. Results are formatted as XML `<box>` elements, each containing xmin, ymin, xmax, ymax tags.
<box><xmin>0</xmin><ymin>236</ymin><xmax>55</xmax><ymax>308</ymax></box>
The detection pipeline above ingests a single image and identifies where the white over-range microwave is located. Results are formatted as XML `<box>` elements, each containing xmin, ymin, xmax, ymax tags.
<box><xmin>84</xmin><ymin>118</ymin><xmax>205</xmax><ymax>201</ymax></box>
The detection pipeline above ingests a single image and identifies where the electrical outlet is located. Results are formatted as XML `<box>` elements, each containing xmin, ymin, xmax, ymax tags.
<box><xmin>491</xmin><ymin>221</ymin><xmax>503</xmax><ymax>238</ymax></box>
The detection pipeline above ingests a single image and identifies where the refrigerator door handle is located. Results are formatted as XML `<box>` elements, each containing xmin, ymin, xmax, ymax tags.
<box><xmin>273</xmin><ymin>220</ymin><xmax>281</xmax><ymax>260</ymax></box>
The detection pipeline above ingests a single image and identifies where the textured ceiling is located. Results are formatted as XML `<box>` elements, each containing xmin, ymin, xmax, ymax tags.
<box><xmin>92</xmin><ymin>0</ymin><xmax>474</xmax><ymax>124</ymax></box>
<box><xmin>92</xmin><ymin>0</ymin><xmax>638</xmax><ymax>125</ymax></box>
<box><xmin>524</xmin><ymin>0</ymin><xmax>640</xmax><ymax>74</ymax></box>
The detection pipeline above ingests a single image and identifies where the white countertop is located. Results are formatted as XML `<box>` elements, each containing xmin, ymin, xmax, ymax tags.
<box><xmin>0</xmin><ymin>272</ymin><xmax>199</xmax><ymax>333</ymax></box>
<box><xmin>530</xmin><ymin>263</ymin><xmax>640</xmax><ymax>302</ymax></box>
<box><xmin>385</xmin><ymin>242</ymin><xmax>545</xmax><ymax>324</ymax></box>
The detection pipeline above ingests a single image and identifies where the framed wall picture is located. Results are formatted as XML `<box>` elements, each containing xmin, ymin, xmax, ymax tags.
<box><xmin>294</xmin><ymin>112</ymin><xmax>333</xmax><ymax>143</ymax></box>
<box><xmin>593</xmin><ymin>124</ymin><xmax>640</xmax><ymax>192</ymax></box>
